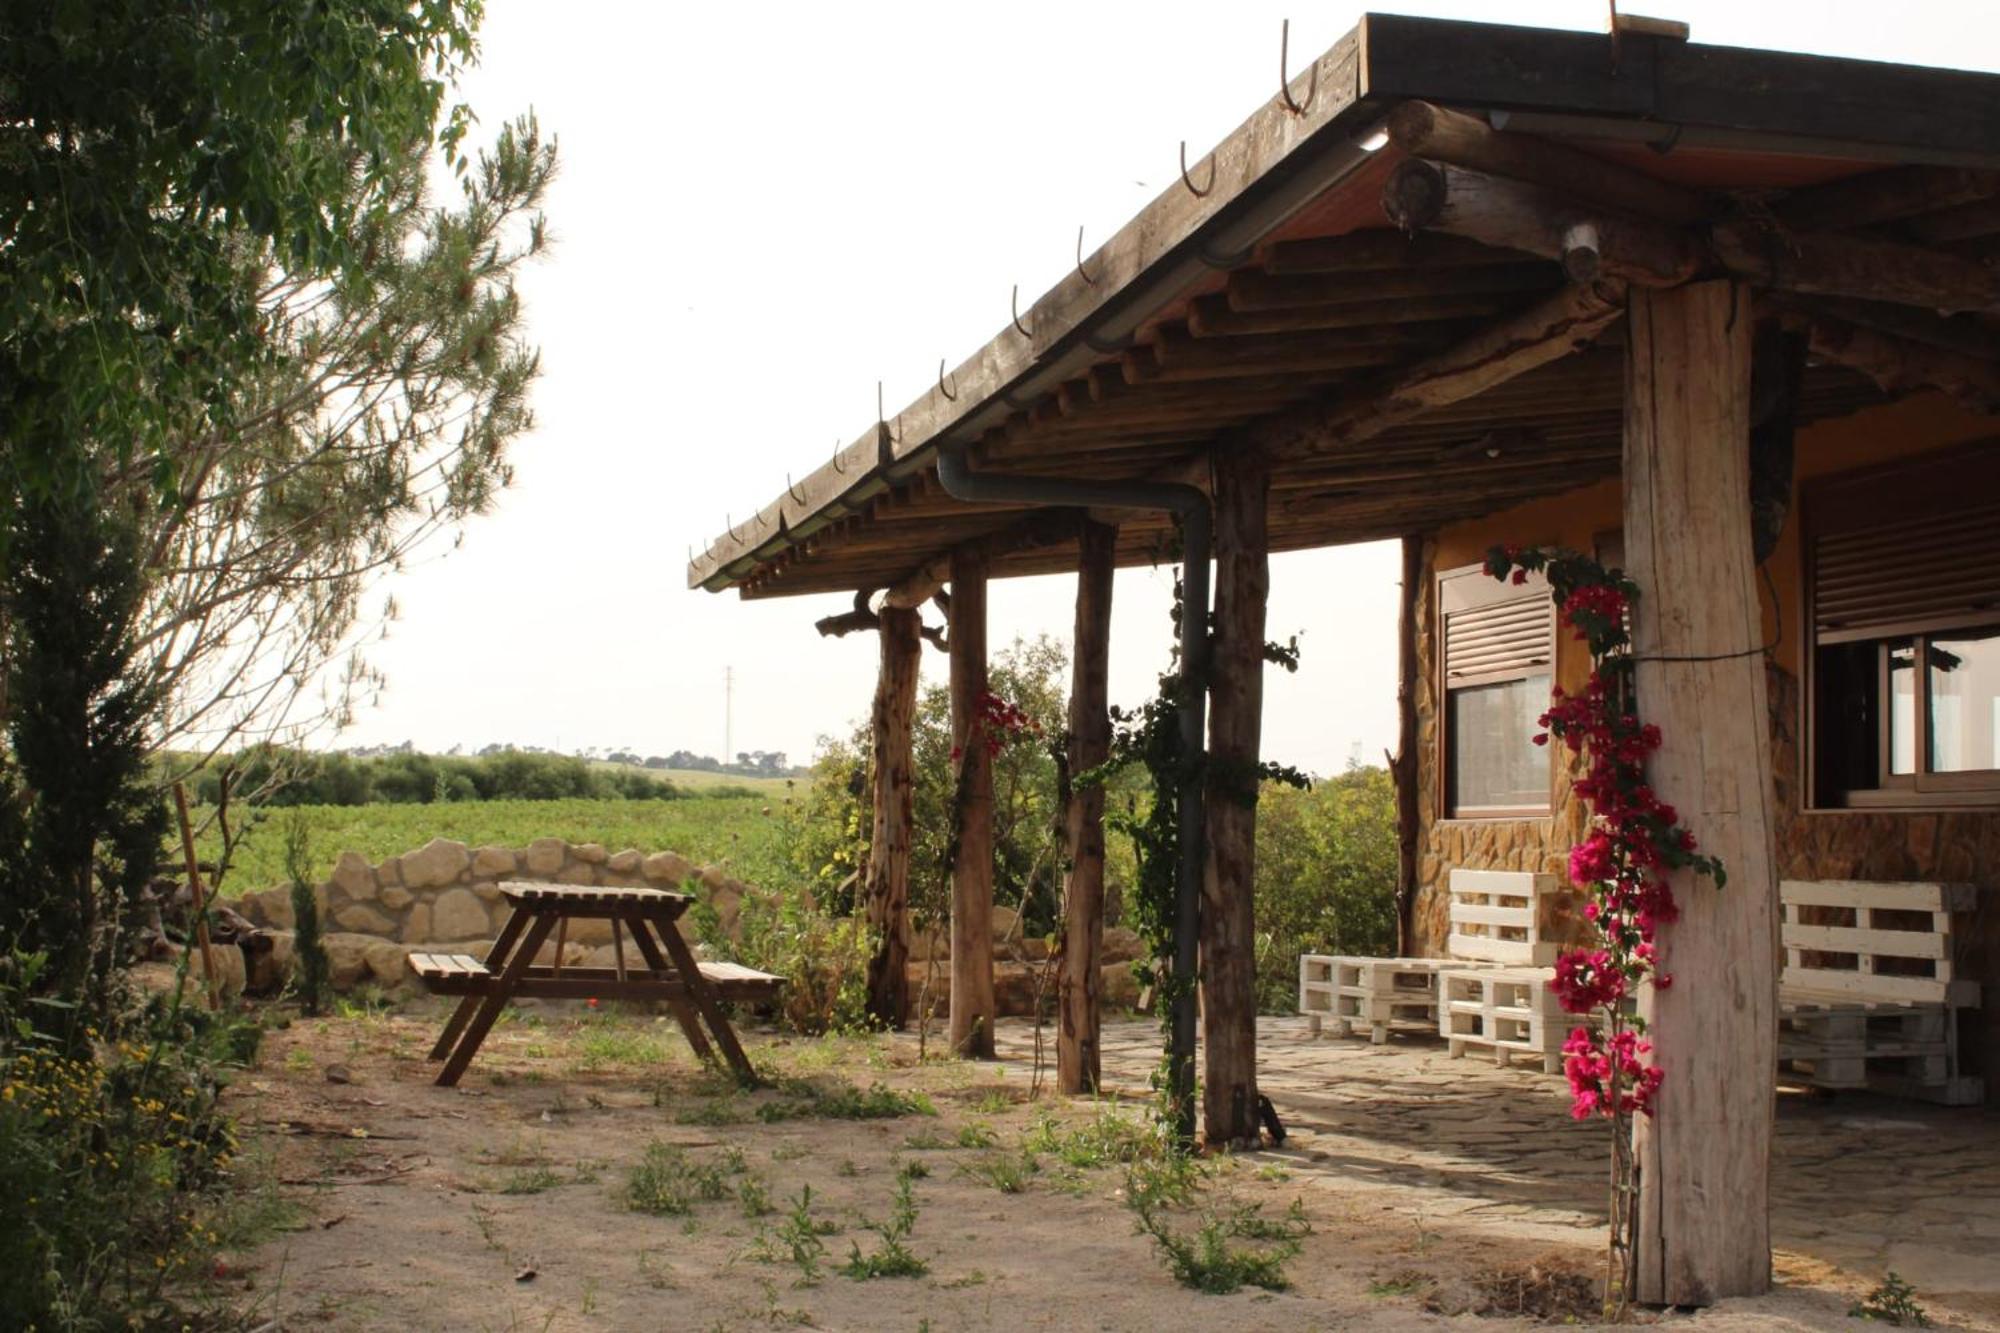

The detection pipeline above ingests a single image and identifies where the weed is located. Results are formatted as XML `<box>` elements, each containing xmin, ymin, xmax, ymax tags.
<box><xmin>1022</xmin><ymin>1102</ymin><xmax>1153</xmax><ymax>1171</ymax></box>
<box><xmin>959</xmin><ymin>1150</ymin><xmax>1039</xmax><ymax>1195</ymax></box>
<box><xmin>719</xmin><ymin>1145</ymin><xmax>748</xmax><ymax>1174</ymax></box>
<box><xmin>481</xmin><ymin>1136</ymin><xmax>552</xmax><ymax>1168</ymax></box>
<box><xmin>1254</xmin><ymin>1163</ymin><xmax>1293</xmax><ymax>1183</ymax></box>
<box><xmin>755</xmin><ymin>1078</ymin><xmax>936</xmax><ymax>1123</ymax></box>
<box><xmin>837</xmin><ymin>1158</ymin><xmax>860</xmax><ymax>1177</ymax></box>
<box><xmin>1852</xmin><ymin>1272</ymin><xmax>1930</xmax><ymax>1327</ymax></box>
<box><xmin>284</xmin><ymin>1047</ymin><xmax>316</xmax><ymax>1074</ymax></box>
<box><xmin>969</xmin><ymin>1087</ymin><xmax>1013</xmax><ymax>1115</ymax></box>
<box><xmin>674</xmin><ymin>1096</ymin><xmax>747</xmax><ymax>1127</ymax></box>
<box><xmin>737</xmin><ymin>1173</ymin><xmax>774</xmax><ymax>1218</ymax></box>
<box><xmin>774</xmin><ymin>1185</ymin><xmax>835</xmax><ymax>1284</ymax></box>
<box><xmin>1124</xmin><ymin>1157</ymin><xmax>1307</xmax><ymax>1296</ymax></box>
<box><xmin>573</xmin><ymin>1015</ymin><xmax>675</xmax><ymax>1070</ymax></box>
<box><xmin>954</xmin><ymin>1122</ymin><xmax>999</xmax><ymax>1150</ymax></box>
<box><xmin>624</xmin><ymin>1141</ymin><xmax>728</xmax><ymax>1216</ymax></box>
<box><xmin>498</xmin><ymin>1166</ymin><xmax>564</xmax><ymax>1195</ymax></box>
<box><xmin>571</xmin><ymin>1159</ymin><xmax>605</xmax><ymax>1185</ymax></box>
<box><xmin>771</xmin><ymin>1142</ymin><xmax>809</xmax><ymax>1163</ymax></box>
<box><xmin>896</xmin><ymin>1158</ymin><xmax>930</xmax><ymax>1180</ymax></box>
<box><xmin>635</xmin><ymin>1247</ymin><xmax>676</xmax><ymax>1290</ymax></box>
<box><xmin>838</xmin><ymin>1167</ymin><xmax>929</xmax><ymax>1280</ymax></box>
<box><xmin>1369</xmin><ymin>1269</ymin><xmax>1430</xmax><ymax>1298</ymax></box>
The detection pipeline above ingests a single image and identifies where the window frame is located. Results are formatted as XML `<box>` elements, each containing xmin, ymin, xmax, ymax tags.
<box><xmin>1436</xmin><ymin>560</ymin><xmax>1556</xmax><ymax>820</ymax></box>
<box><xmin>1804</xmin><ymin>440</ymin><xmax>2000</xmax><ymax>811</ymax></box>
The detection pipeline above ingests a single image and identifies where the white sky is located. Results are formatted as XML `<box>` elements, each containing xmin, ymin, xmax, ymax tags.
<box><xmin>330</xmin><ymin>0</ymin><xmax>2000</xmax><ymax>776</ymax></box>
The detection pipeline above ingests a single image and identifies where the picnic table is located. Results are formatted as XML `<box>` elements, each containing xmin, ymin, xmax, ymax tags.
<box><xmin>408</xmin><ymin>882</ymin><xmax>783</xmax><ymax>1087</ymax></box>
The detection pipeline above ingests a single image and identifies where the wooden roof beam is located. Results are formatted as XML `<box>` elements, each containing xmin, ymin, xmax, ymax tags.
<box><xmin>1804</xmin><ymin>316</ymin><xmax>2000</xmax><ymax>414</ymax></box>
<box><xmin>1387</xmin><ymin>160</ymin><xmax>2000</xmax><ymax>313</ymax></box>
<box><xmin>1249</xmin><ymin>276</ymin><xmax>1629</xmax><ymax>464</ymax></box>
<box><xmin>1774</xmin><ymin>165</ymin><xmax>2000</xmax><ymax>231</ymax></box>
<box><xmin>880</xmin><ymin>509</ymin><xmax>1084</xmax><ymax>610</ymax></box>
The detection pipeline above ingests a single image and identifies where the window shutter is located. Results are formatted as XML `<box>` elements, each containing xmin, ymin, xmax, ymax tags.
<box><xmin>1809</xmin><ymin>444</ymin><xmax>2000</xmax><ymax>645</ymax></box>
<box><xmin>1440</xmin><ymin>565</ymin><xmax>1553</xmax><ymax>689</ymax></box>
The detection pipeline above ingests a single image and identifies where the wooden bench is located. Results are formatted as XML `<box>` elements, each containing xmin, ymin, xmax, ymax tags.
<box><xmin>408</xmin><ymin>951</ymin><xmax>785</xmax><ymax>1005</ymax></box>
<box><xmin>1439</xmin><ymin>966</ymin><xmax>1579</xmax><ymax>1073</ymax></box>
<box><xmin>1777</xmin><ymin>879</ymin><xmax>1981</xmax><ymax>1105</ymax></box>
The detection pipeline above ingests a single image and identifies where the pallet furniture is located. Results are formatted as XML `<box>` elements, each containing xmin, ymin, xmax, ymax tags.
<box><xmin>1776</xmin><ymin>879</ymin><xmax>1981</xmax><ymax>1105</ymax></box>
<box><xmin>1301</xmin><ymin>869</ymin><xmax>1558</xmax><ymax>1045</ymax></box>
<box><xmin>1439</xmin><ymin>966</ymin><xmax>1579</xmax><ymax>1072</ymax></box>
<box><xmin>409</xmin><ymin>882</ymin><xmax>784</xmax><ymax>1087</ymax></box>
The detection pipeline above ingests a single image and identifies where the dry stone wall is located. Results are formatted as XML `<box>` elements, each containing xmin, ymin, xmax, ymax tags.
<box><xmin>234</xmin><ymin>838</ymin><xmax>747</xmax><ymax>992</ymax></box>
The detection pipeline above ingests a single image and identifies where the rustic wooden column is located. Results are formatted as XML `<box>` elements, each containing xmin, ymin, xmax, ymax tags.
<box><xmin>862</xmin><ymin>605</ymin><xmax>920</xmax><ymax>1028</ymax></box>
<box><xmin>1058</xmin><ymin>521</ymin><xmax>1116</xmax><ymax>1094</ymax></box>
<box><xmin>948</xmin><ymin>547</ymin><xmax>997</xmax><ymax>1057</ymax></box>
<box><xmin>1624</xmin><ymin>279</ymin><xmax>1778</xmax><ymax>1305</ymax></box>
<box><xmin>1202</xmin><ymin>449</ymin><xmax>1269</xmax><ymax>1148</ymax></box>
<box><xmin>1390</xmin><ymin>533</ymin><xmax>1423</xmax><ymax>956</ymax></box>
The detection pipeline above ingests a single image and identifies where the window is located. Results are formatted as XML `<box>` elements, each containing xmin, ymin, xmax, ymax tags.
<box><xmin>1439</xmin><ymin>561</ymin><xmax>1554</xmax><ymax>817</ymax></box>
<box><xmin>1806</xmin><ymin>442</ymin><xmax>2000</xmax><ymax>807</ymax></box>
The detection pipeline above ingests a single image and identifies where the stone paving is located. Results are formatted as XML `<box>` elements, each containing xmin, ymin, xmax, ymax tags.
<box><xmin>991</xmin><ymin>1015</ymin><xmax>2000</xmax><ymax>1301</ymax></box>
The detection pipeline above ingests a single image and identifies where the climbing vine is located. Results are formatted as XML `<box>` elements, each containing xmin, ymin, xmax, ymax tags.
<box><xmin>1483</xmin><ymin>544</ymin><xmax>1727</xmax><ymax>1318</ymax></box>
<box><xmin>1082</xmin><ymin>571</ymin><xmax>1306</xmax><ymax>1144</ymax></box>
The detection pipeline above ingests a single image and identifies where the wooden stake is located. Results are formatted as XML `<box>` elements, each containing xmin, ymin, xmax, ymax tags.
<box><xmin>864</xmin><ymin>606</ymin><xmax>921</xmax><ymax>1027</ymax></box>
<box><xmin>948</xmin><ymin>547</ymin><xmax>996</xmax><ymax>1058</ymax></box>
<box><xmin>1624</xmin><ymin>280</ymin><xmax>1778</xmax><ymax>1306</ymax></box>
<box><xmin>1058</xmin><ymin>521</ymin><xmax>1116</xmax><ymax>1094</ymax></box>
<box><xmin>170</xmin><ymin>782</ymin><xmax>222</xmax><ymax>1012</ymax></box>
<box><xmin>1202</xmin><ymin>449</ymin><xmax>1270</xmax><ymax>1149</ymax></box>
<box><xmin>1390</xmin><ymin>534</ymin><xmax>1424</xmax><ymax>956</ymax></box>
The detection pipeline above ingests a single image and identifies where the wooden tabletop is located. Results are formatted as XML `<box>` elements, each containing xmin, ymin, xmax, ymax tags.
<box><xmin>497</xmin><ymin>882</ymin><xmax>692</xmax><ymax>912</ymax></box>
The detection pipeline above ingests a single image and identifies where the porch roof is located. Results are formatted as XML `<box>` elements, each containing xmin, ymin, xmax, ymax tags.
<box><xmin>687</xmin><ymin>13</ymin><xmax>2000</xmax><ymax>601</ymax></box>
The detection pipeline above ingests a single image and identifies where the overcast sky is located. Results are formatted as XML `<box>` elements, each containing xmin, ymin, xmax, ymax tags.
<box><xmin>328</xmin><ymin>0</ymin><xmax>2000</xmax><ymax>775</ymax></box>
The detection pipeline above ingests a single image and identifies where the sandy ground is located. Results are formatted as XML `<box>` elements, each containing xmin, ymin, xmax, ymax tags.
<box><xmin>211</xmin><ymin>1003</ymin><xmax>1996</xmax><ymax>1332</ymax></box>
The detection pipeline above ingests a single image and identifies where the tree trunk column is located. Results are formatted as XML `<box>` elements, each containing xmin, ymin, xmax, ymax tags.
<box><xmin>948</xmin><ymin>547</ymin><xmax>997</xmax><ymax>1058</ymax></box>
<box><xmin>863</xmin><ymin>605</ymin><xmax>920</xmax><ymax>1028</ymax></box>
<box><xmin>1391</xmin><ymin>533</ymin><xmax>1423</xmax><ymax>957</ymax></box>
<box><xmin>1059</xmin><ymin>521</ymin><xmax>1116</xmax><ymax>1094</ymax></box>
<box><xmin>1624</xmin><ymin>279</ymin><xmax>1778</xmax><ymax>1305</ymax></box>
<box><xmin>1203</xmin><ymin>450</ymin><xmax>1270</xmax><ymax>1149</ymax></box>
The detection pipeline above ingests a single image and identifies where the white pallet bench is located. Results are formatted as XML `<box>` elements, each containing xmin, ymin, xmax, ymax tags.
<box><xmin>1439</xmin><ymin>966</ymin><xmax>1584</xmax><ymax>1073</ymax></box>
<box><xmin>1301</xmin><ymin>870</ymin><xmax>1558</xmax><ymax>1046</ymax></box>
<box><xmin>1776</xmin><ymin>880</ymin><xmax>1981</xmax><ymax>1106</ymax></box>
<box><xmin>1302</xmin><ymin>956</ymin><xmax>1467</xmax><ymax>1044</ymax></box>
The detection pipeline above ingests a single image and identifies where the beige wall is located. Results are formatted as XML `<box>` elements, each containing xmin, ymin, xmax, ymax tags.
<box><xmin>1408</xmin><ymin>392</ymin><xmax>2000</xmax><ymax>1093</ymax></box>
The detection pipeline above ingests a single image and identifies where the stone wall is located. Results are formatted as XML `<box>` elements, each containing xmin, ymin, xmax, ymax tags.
<box><xmin>232</xmin><ymin>837</ymin><xmax>747</xmax><ymax>992</ymax></box>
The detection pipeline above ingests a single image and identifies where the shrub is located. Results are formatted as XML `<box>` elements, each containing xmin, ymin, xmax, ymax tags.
<box><xmin>285</xmin><ymin>810</ymin><xmax>329</xmax><ymax>1016</ymax></box>
<box><xmin>1253</xmin><ymin>764</ymin><xmax>1398</xmax><ymax>1013</ymax></box>
<box><xmin>624</xmin><ymin>1141</ymin><xmax>727</xmax><ymax>1215</ymax></box>
<box><xmin>0</xmin><ymin>956</ymin><xmax>258</xmax><ymax>1327</ymax></box>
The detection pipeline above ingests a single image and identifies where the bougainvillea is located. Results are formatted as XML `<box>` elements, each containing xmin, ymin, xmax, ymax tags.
<box><xmin>950</xmin><ymin>690</ymin><xmax>1039</xmax><ymax>764</ymax></box>
<box><xmin>1483</xmin><ymin>544</ymin><xmax>1727</xmax><ymax>1316</ymax></box>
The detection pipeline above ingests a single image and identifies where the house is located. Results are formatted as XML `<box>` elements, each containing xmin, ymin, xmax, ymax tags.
<box><xmin>688</xmin><ymin>13</ymin><xmax>2000</xmax><ymax>1305</ymax></box>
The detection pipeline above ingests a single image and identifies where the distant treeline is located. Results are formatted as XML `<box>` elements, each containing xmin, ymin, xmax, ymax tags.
<box><xmin>185</xmin><ymin>748</ymin><xmax>758</xmax><ymax>807</ymax></box>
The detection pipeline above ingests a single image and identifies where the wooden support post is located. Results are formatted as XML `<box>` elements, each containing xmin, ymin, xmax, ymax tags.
<box><xmin>1624</xmin><ymin>280</ymin><xmax>1779</xmax><ymax>1306</ymax></box>
<box><xmin>1058</xmin><ymin>521</ymin><xmax>1116</xmax><ymax>1094</ymax></box>
<box><xmin>1390</xmin><ymin>534</ymin><xmax>1423</xmax><ymax>957</ymax></box>
<box><xmin>863</xmin><ymin>605</ymin><xmax>921</xmax><ymax>1028</ymax></box>
<box><xmin>948</xmin><ymin>547</ymin><xmax>996</xmax><ymax>1058</ymax></box>
<box><xmin>1202</xmin><ymin>449</ymin><xmax>1269</xmax><ymax>1149</ymax></box>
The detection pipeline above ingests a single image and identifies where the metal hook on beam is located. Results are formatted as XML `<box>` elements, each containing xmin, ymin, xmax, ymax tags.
<box><xmin>1279</xmin><ymin>19</ymin><xmax>1317</xmax><ymax>116</ymax></box>
<box><xmin>831</xmin><ymin>441</ymin><xmax>848</xmax><ymax>475</ymax></box>
<box><xmin>787</xmin><ymin>472</ymin><xmax>806</xmax><ymax>503</ymax></box>
<box><xmin>1011</xmin><ymin>284</ymin><xmax>1031</xmax><ymax>338</ymax></box>
<box><xmin>1076</xmin><ymin>225</ymin><xmax>1098</xmax><ymax>286</ymax></box>
<box><xmin>1179</xmin><ymin>141</ymin><xmax>1215</xmax><ymax>199</ymax></box>
<box><xmin>726</xmin><ymin>513</ymin><xmax>740</xmax><ymax>543</ymax></box>
<box><xmin>938</xmin><ymin>358</ymin><xmax>958</xmax><ymax>402</ymax></box>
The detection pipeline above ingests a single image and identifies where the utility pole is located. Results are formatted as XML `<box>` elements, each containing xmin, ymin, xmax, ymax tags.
<box><xmin>724</xmin><ymin>665</ymin><xmax>734</xmax><ymax>766</ymax></box>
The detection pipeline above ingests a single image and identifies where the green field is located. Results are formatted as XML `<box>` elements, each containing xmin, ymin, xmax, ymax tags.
<box><xmin>599</xmin><ymin>765</ymin><xmax>800</xmax><ymax>795</ymax></box>
<box><xmin>204</xmin><ymin>793</ymin><xmax>798</xmax><ymax>898</ymax></box>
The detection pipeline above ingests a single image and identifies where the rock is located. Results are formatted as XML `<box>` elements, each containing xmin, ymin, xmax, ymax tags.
<box><xmin>907</xmin><ymin>928</ymin><xmax>947</xmax><ymax>962</ymax></box>
<box><xmin>472</xmin><ymin>883</ymin><xmax>505</xmax><ymax>904</ymax></box>
<box><xmin>364</xmin><ymin>938</ymin><xmax>412</xmax><ymax>986</ymax></box>
<box><xmin>562</xmin><ymin>915</ymin><xmax>613</xmax><ymax>946</ymax></box>
<box><xmin>378</xmin><ymin>885</ymin><xmax>414</xmax><ymax>911</ymax></box>
<box><xmin>330</xmin><ymin>851</ymin><xmax>376</xmax><ymax>900</ymax></box>
<box><xmin>189</xmin><ymin>943</ymin><xmax>248</xmax><ymax>999</ymax></box>
<box><xmin>1100</xmin><ymin>927</ymin><xmax>1144</xmax><ymax>964</ymax></box>
<box><xmin>472</xmin><ymin>845</ymin><xmax>518</xmax><ymax>878</ymax></box>
<box><xmin>527</xmin><ymin>938</ymin><xmax>592</xmax><ymax>968</ymax></box>
<box><xmin>429</xmin><ymin>888</ymin><xmax>490</xmax><ymax>942</ymax></box>
<box><xmin>524</xmin><ymin>838</ymin><xmax>567</xmax><ymax>876</ymax></box>
<box><xmin>699</xmin><ymin>864</ymin><xmax>728</xmax><ymax>890</ymax></box>
<box><xmin>989</xmin><ymin>904</ymin><xmax>1021</xmax><ymax>943</ymax></box>
<box><xmin>377</xmin><ymin>856</ymin><xmax>403</xmax><ymax>888</ymax></box>
<box><xmin>322</xmin><ymin>934</ymin><xmax>375</xmax><ymax>989</ymax></box>
<box><xmin>401</xmin><ymin>902</ymin><xmax>433</xmax><ymax>944</ymax></box>
<box><xmin>401</xmin><ymin>838</ymin><xmax>471</xmax><ymax>889</ymax></box>
<box><xmin>555</xmin><ymin>862</ymin><xmax>596</xmax><ymax>886</ymax></box>
<box><xmin>606</xmin><ymin>848</ymin><xmax>643</xmax><ymax>875</ymax></box>
<box><xmin>332</xmin><ymin>900</ymin><xmax>396</xmax><ymax>935</ymax></box>
<box><xmin>324</xmin><ymin>1064</ymin><xmax>352</xmax><ymax>1085</ymax></box>
<box><xmin>571</xmin><ymin>842</ymin><xmax>608</xmax><ymax>864</ymax></box>
<box><xmin>247</xmin><ymin>930</ymin><xmax>295</xmax><ymax>993</ymax></box>
<box><xmin>250</xmin><ymin>886</ymin><xmax>295</xmax><ymax>931</ymax></box>
<box><xmin>642</xmin><ymin>851</ymin><xmax>693</xmax><ymax>885</ymax></box>
<box><xmin>1100</xmin><ymin>960</ymin><xmax>1143</xmax><ymax>1009</ymax></box>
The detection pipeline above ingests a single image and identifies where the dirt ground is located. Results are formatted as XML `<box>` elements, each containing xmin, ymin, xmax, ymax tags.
<box><xmin>214</xmin><ymin>1001</ymin><xmax>1996</xmax><ymax>1332</ymax></box>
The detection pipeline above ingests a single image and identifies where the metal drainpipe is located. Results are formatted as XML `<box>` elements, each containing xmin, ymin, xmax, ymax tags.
<box><xmin>936</xmin><ymin>445</ymin><xmax>1209</xmax><ymax>1146</ymax></box>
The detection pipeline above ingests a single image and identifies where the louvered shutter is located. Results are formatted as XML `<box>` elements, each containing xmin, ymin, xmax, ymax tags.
<box><xmin>1440</xmin><ymin>565</ymin><xmax>1553</xmax><ymax>689</ymax></box>
<box><xmin>1809</xmin><ymin>444</ymin><xmax>2000</xmax><ymax>645</ymax></box>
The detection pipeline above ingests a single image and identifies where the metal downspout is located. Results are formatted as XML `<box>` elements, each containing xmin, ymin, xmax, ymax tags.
<box><xmin>935</xmin><ymin>445</ymin><xmax>1209</xmax><ymax>1145</ymax></box>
